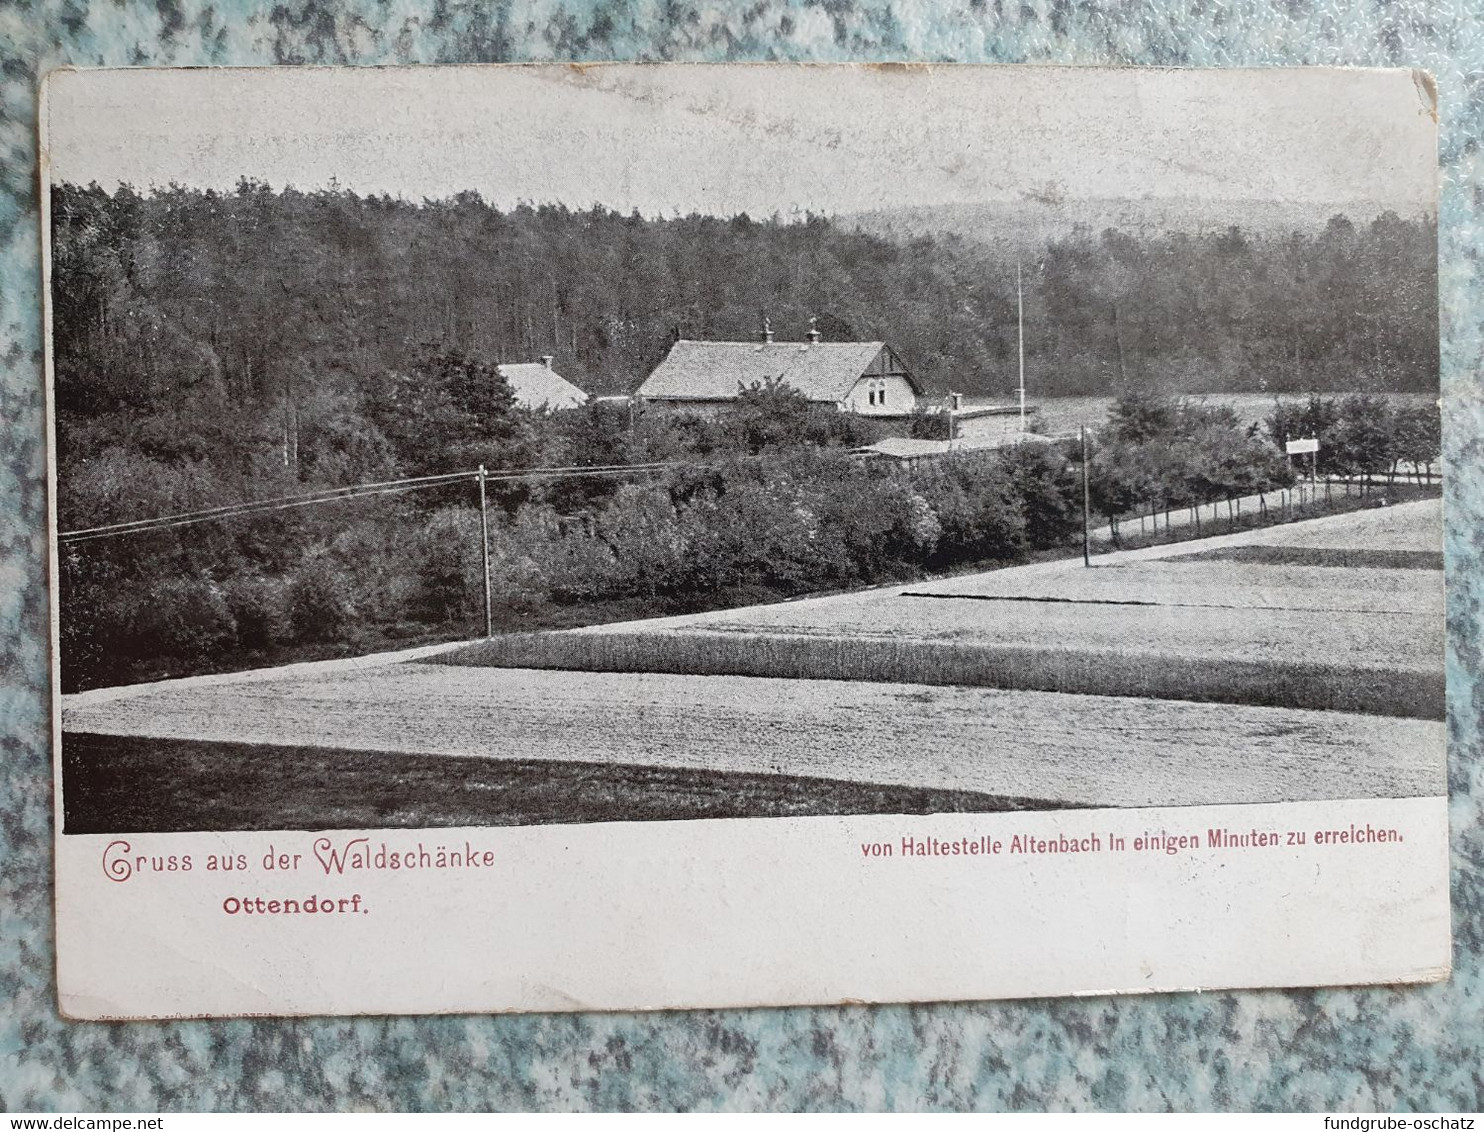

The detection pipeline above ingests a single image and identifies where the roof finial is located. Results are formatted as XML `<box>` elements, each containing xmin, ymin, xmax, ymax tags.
<box><xmin>762</xmin><ymin>316</ymin><xmax>773</xmax><ymax>344</ymax></box>
<box><xmin>807</xmin><ymin>316</ymin><xmax>821</xmax><ymax>344</ymax></box>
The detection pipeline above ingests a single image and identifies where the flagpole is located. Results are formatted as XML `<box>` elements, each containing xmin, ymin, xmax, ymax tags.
<box><xmin>1017</xmin><ymin>262</ymin><xmax>1026</xmax><ymax>432</ymax></box>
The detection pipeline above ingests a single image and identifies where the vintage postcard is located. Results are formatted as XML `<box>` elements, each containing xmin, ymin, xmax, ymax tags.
<box><xmin>43</xmin><ymin>64</ymin><xmax>1448</xmax><ymax>1019</ymax></box>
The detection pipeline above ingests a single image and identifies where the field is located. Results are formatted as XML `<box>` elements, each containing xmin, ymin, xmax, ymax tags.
<box><xmin>61</xmin><ymin>499</ymin><xmax>1446</xmax><ymax>830</ymax></box>
<box><xmin>1220</xmin><ymin>501</ymin><xmax>1442</xmax><ymax>551</ymax></box>
<box><xmin>440</xmin><ymin>501</ymin><xmax>1445</xmax><ymax>719</ymax></box>
<box><xmin>958</xmin><ymin>392</ymin><xmax>1438</xmax><ymax>439</ymax></box>
<box><xmin>62</xmin><ymin>664</ymin><xmax>1442</xmax><ymax>830</ymax></box>
<box><xmin>64</xmin><ymin>731</ymin><xmax>1068</xmax><ymax>834</ymax></box>
<box><xmin>905</xmin><ymin>561</ymin><xmax>1441</xmax><ymax>612</ymax></box>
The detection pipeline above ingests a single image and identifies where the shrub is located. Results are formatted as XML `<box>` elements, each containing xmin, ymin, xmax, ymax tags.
<box><xmin>700</xmin><ymin>471</ymin><xmax>828</xmax><ymax>591</ymax></box>
<box><xmin>128</xmin><ymin>576</ymin><xmax>239</xmax><ymax>663</ymax></box>
<box><xmin>221</xmin><ymin>574</ymin><xmax>292</xmax><ymax>651</ymax></box>
<box><xmin>483</xmin><ymin>514</ymin><xmax>553</xmax><ymax>605</ymax></box>
<box><xmin>405</xmin><ymin>509</ymin><xmax>484</xmax><ymax>624</ymax></box>
<box><xmin>287</xmin><ymin>565</ymin><xmax>356</xmax><ymax>642</ymax></box>
<box><xmin>518</xmin><ymin>505</ymin><xmax>622</xmax><ymax>603</ymax></box>
<box><xmin>907</xmin><ymin>406</ymin><xmax>952</xmax><ymax>441</ymax></box>
<box><xmin>595</xmin><ymin>484</ymin><xmax>691</xmax><ymax>597</ymax></box>
<box><xmin>727</xmin><ymin>378</ymin><xmax>813</xmax><ymax>453</ymax></box>
<box><xmin>58</xmin><ymin>549</ymin><xmax>138</xmax><ymax>689</ymax></box>
<box><xmin>913</xmin><ymin>456</ymin><xmax>1027</xmax><ymax>564</ymax></box>
<box><xmin>805</xmin><ymin>406</ymin><xmax>887</xmax><ymax>448</ymax></box>
<box><xmin>1001</xmin><ymin>443</ymin><xmax>1080</xmax><ymax>549</ymax></box>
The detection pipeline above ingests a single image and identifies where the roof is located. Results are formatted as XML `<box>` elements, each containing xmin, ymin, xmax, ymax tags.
<box><xmin>496</xmin><ymin>363</ymin><xmax>588</xmax><ymax>411</ymax></box>
<box><xmin>855</xmin><ymin>437</ymin><xmax>956</xmax><ymax>460</ymax></box>
<box><xmin>636</xmin><ymin>340</ymin><xmax>920</xmax><ymax>404</ymax></box>
<box><xmin>853</xmin><ymin>433</ymin><xmax>1057</xmax><ymax>461</ymax></box>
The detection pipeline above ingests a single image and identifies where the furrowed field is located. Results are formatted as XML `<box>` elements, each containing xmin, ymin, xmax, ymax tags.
<box><xmin>63</xmin><ymin>663</ymin><xmax>1441</xmax><ymax>831</ymax></box>
<box><xmin>61</xmin><ymin>500</ymin><xmax>1446</xmax><ymax>829</ymax></box>
<box><xmin>440</xmin><ymin>500</ymin><xmax>1444</xmax><ymax>720</ymax></box>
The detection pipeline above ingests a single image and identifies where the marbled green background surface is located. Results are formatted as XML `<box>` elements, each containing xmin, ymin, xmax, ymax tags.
<box><xmin>2</xmin><ymin>0</ymin><xmax>1482</xmax><ymax>1112</ymax></box>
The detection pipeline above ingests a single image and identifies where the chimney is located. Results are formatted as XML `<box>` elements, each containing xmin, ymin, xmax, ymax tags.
<box><xmin>807</xmin><ymin>316</ymin><xmax>821</xmax><ymax>344</ymax></box>
<box><xmin>951</xmin><ymin>391</ymin><xmax>964</xmax><ymax>411</ymax></box>
<box><xmin>762</xmin><ymin>316</ymin><xmax>773</xmax><ymax>344</ymax></box>
<box><xmin>540</xmin><ymin>355</ymin><xmax>554</xmax><ymax>369</ymax></box>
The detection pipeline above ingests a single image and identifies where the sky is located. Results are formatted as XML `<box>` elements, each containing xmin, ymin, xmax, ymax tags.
<box><xmin>42</xmin><ymin>64</ymin><xmax>1438</xmax><ymax>219</ymax></box>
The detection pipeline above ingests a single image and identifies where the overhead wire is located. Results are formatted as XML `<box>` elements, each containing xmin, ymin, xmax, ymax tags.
<box><xmin>58</xmin><ymin>459</ymin><xmax>684</xmax><ymax>544</ymax></box>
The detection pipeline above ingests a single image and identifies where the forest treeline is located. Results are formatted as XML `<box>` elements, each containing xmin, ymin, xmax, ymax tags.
<box><xmin>52</xmin><ymin>180</ymin><xmax>1437</xmax><ymax>423</ymax></box>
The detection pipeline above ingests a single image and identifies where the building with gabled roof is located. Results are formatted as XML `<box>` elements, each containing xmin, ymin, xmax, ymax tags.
<box><xmin>635</xmin><ymin>323</ymin><xmax>925</xmax><ymax>417</ymax></box>
<box><xmin>496</xmin><ymin>356</ymin><xmax>588</xmax><ymax>411</ymax></box>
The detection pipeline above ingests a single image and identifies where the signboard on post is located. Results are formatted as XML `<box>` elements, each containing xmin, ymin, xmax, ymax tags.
<box><xmin>1286</xmin><ymin>437</ymin><xmax>1321</xmax><ymax>498</ymax></box>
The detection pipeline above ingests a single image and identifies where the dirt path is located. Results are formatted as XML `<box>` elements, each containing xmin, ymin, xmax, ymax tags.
<box><xmin>1088</xmin><ymin>485</ymin><xmax>1438</xmax><ymax>545</ymax></box>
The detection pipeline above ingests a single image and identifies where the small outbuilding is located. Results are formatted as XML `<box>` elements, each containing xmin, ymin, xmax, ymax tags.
<box><xmin>851</xmin><ymin>432</ymin><xmax>1057</xmax><ymax>469</ymax></box>
<box><xmin>496</xmin><ymin>356</ymin><xmax>588</xmax><ymax>412</ymax></box>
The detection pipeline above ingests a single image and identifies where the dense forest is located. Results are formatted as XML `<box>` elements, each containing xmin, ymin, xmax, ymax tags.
<box><xmin>49</xmin><ymin>181</ymin><xmax>1440</xmax><ymax>690</ymax></box>
<box><xmin>52</xmin><ymin>181</ymin><xmax>1437</xmax><ymax>416</ymax></box>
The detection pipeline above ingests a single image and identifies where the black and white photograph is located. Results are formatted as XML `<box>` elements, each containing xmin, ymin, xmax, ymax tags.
<box><xmin>50</xmin><ymin>64</ymin><xmax>1443</xmax><ymax>832</ymax></box>
<box><xmin>43</xmin><ymin>64</ymin><xmax>1449</xmax><ymax>1017</ymax></box>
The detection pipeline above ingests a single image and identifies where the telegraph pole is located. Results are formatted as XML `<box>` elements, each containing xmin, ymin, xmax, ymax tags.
<box><xmin>1080</xmin><ymin>425</ymin><xmax>1092</xmax><ymax>568</ymax></box>
<box><xmin>477</xmin><ymin>464</ymin><xmax>492</xmax><ymax>638</ymax></box>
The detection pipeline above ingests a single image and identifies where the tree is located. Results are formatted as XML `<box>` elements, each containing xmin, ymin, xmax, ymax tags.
<box><xmin>1106</xmin><ymin>391</ymin><xmax>1178</xmax><ymax>445</ymax></box>
<box><xmin>728</xmin><ymin>378</ymin><xmax>813</xmax><ymax>454</ymax></box>
<box><xmin>1327</xmin><ymin>394</ymin><xmax>1396</xmax><ymax>487</ymax></box>
<box><xmin>1393</xmin><ymin>400</ymin><xmax>1442</xmax><ymax>483</ymax></box>
<box><xmin>365</xmin><ymin>349</ymin><xmax>531</xmax><ymax>474</ymax></box>
<box><xmin>1001</xmin><ymin>442</ymin><xmax>1080</xmax><ymax>549</ymax></box>
<box><xmin>1265</xmin><ymin>395</ymin><xmax>1342</xmax><ymax>476</ymax></box>
<box><xmin>52</xmin><ymin>182</ymin><xmax>1440</xmax><ymax>417</ymax></box>
<box><xmin>1088</xmin><ymin>440</ymin><xmax>1147</xmax><ymax>540</ymax></box>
